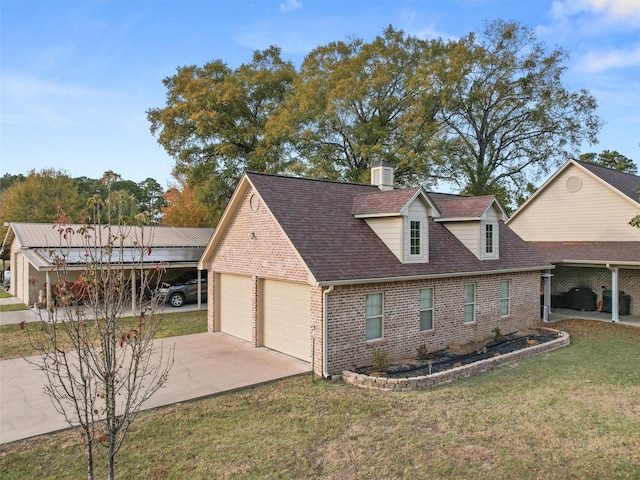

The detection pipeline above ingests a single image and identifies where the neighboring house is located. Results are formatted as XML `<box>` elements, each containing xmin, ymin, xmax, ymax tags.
<box><xmin>1</xmin><ymin>223</ymin><xmax>214</xmax><ymax>309</ymax></box>
<box><xmin>199</xmin><ymin>163</ymin><xmax>552</xmax><ymax>376</ymax></box>
<box><xmin>507</xmin><ymin>159</ymin><xmax>640</xmax><ymax>320</ymax></box>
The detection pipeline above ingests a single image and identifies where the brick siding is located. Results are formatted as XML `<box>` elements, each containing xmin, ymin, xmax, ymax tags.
<box><xmin>325</xmin><ymin>271</ymin><xmax>541</xmax><ymax>374</ymax></box>
<box><xmin>207</xmin><ymin>185</ymin><xmax>545</xmax><ymax>377</ymax></box>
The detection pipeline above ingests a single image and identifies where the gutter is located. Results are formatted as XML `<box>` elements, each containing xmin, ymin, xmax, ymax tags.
<box><xmin>316</xmin><ymin>265</ymin><xmax>556</xmax><ymax>287</ymax></box>
<box><xmin>322</xmin><ymin>285</ymin><xmax>334</xmax><ymax>378</ymax></box>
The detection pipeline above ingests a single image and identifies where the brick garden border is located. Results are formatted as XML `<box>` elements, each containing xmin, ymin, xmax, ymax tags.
<box><xmin>342</xmin><ymin>328</ymin><xmax>570</xmax><ymax>391</ymax></box>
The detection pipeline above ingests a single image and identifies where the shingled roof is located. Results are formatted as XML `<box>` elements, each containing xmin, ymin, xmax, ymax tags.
<box><xmin>576</xmin><ymin>160</ymin><xmax>640</xmax><ymax>203</ymax></box>
<box><xmin>531</xmin><ymin>241</ymin><xmax>640</xmax><ymax>266</ymax></box>
<box><xmin>244</xmin><ymin>173</ymin><xmax>551</xmax><ymax>285</ymax></box>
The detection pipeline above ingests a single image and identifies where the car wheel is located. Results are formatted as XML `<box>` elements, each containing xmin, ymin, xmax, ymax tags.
<box><xmin>169</xmin><ymin>293</ymin><xmax>185</xmax><ymax>307</ymax></box>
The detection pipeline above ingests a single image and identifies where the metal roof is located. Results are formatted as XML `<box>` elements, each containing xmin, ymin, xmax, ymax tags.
<box><xmin>4</xmin><ymin>223</ymin><xmax>214</xmax><ymax>271</ymax></box>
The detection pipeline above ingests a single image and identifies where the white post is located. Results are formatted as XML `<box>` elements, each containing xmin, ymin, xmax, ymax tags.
<box><xmin>46</xmin><ymin>271</ymin><xmax>52</xmax><ymax>306</ymax></box>
<box><xmin>610</xmin><ymin>266</ymin><xmax>619</xmax><ymax>323</ymax></box>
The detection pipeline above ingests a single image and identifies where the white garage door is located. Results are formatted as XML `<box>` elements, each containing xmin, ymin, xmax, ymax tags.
<box><xmin>219</xmin><ymin>274</ymin><xmax>252</xmax><ymax>342</ymax></box>
<box><xmin>263</xmin><ymin>280</ymin><xmax>311</xmax><ymax>362</ymax></box>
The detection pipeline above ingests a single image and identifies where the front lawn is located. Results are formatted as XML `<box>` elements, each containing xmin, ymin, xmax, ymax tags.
<box><xmin>0</xmin><ymin>309</ymin><xmax>207</xmax><ymax>360</ymax></box>
<box><xmin>1</xmin><ymin>319</ymin><xmax>639</xmax><ymax>479</ymax></box>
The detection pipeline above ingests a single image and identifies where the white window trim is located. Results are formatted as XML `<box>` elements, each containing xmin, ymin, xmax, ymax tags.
<box><xmin>500</xmin><ymin>279</ymin><xmax>510</xmax><ymax>317</ymax></box>
<box><xmin>366</xmin><ymin>292</ymin><xmax>384</xmax><ymax>341</ymax></box>
<box><xmin>463</xmin><ymin>283</ymin><xmax>476</xmax><ymax>324</ymax></box>
<box><xmin>410</xmin><ymin>220</ymin><xmax>421</xmax><ymax>256</ymax></box>
<box><xmin>481</xmin><ymin>221</ymin><xmax>499</xmax><ymax>259</ymax></box>
<box><xmin>419</xmin><ymin>287</ymin><xmax>434</xmax><ymax>331</ymax></box>
<box><xmin>404</xmin><ymin>216</ymin><xmax>428</xmax><ymax>263</ymax></box>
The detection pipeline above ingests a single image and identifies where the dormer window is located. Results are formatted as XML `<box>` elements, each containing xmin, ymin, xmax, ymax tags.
<box><xmin>410</xmin><ymin>221</ymin><xmax>421</xmax><ymax>255</ymax></box>
<box><xmin>485</xmin><ymin>223</ymin><xmax>494</xmax><ymax>254</ymax></box>
<box><xmin>481</xmin><ymin>221</ymin><xmax>499</xmax><ymax>259</ymax></box>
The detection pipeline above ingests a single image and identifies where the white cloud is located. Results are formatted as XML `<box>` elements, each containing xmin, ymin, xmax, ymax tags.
<box><xmin>280</xmin><ymin>0</ymin><xmax>302</xmax><ymax>13</ymax></box>
<box><xmin>580</xmin><ymin>43</ymin><xmax>640</xmax><ymax>71</ymax></box>
<box><xmin>552</xmin><ymin>0</ymin><xmax>640</xmax><ymax>25</ymax></box>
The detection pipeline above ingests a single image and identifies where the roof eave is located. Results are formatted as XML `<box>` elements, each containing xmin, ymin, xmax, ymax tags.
<box><xmin>315</xmin><ymin>264</ymin><xmax>555</xmax><ymax>287</ymax></box>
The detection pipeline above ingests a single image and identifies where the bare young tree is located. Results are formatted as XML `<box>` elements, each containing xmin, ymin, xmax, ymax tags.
<box><xmin>23</xmin><ymin>192</ymin><xmax>174</xmax><ymax>480</ymax></box>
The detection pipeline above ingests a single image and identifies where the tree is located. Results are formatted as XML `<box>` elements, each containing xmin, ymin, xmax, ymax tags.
<box><xmin>430</xmin><ymin>20</ymin><xmax>602</xmax><ymax>206</ymax></box>
<box><xmin>23</xmin><ymin>194</ymin><xmax>173</xmax><ymax>480</ymax></box>
<box><xmin>161</xmin><ymin>173</ymin><xmax>211</xmax><ymax>227</ymax></box>
<box><xmin>0</xmin><ymin>172</ymin><xmax>24</xmax><ymax>193</ymax></box>
<box><xmin>0</xmin><ymin>169</ymin><xmax>85</xmax><ymax>238</ymax></box>
<box><xmin>273</xmin><ymin>26</ymin><xmax>443</xmax><ymax>185</ymax></box>
<box><xmin>579</xmin><ymin>150</ymin><xmax>637</xmax><ymax>174</ymax></box>
<box><xmin>148</xmin><ymin>46</ymin><xmax>297</xmax><ymax>224</ymax></box>
<box><xmin>137</xmin><ymin>178</ymin><xmax>166</xmax><ymax>224</ymax></box>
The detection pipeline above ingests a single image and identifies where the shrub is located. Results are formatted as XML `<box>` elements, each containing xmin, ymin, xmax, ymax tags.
<box><xmin>371</xmin><ymin>349</ymin><xmax>389</xmax><ymax>371</ymax></box>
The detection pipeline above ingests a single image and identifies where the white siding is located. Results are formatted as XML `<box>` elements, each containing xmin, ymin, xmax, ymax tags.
<box><xmin>444</xmin><ymin>222</ymin><xmax>480</xmax><ymax>257</ymax></box>
<box><xmin>509</xmin><ymin>166</ymin><xmax>640</xmax><ymax>241</ymax></box>
<box><xmin>365</xmin><ymin>217</ymin><xmax>403</xmax><ymax>261</ymax></box>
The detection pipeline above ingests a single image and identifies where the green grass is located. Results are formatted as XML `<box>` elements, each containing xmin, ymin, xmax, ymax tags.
<box><xmin>0</xmin><ymin>291</ymin><xmax>13</xmax><ymax>299</ymax></box>
<box><xmin>1</xmin><ymin>319</ymin><xmax>639</xmax><ymax>479</ymax></box>
<box><xmin>0</xmin><ymin>303</ymin><xmax>29</xmax><ymax>312</ymax></box>
<box><xmin>0</xmin><ymin>309</ymin><xmax>207</xmax><ymax>360</ymax></box>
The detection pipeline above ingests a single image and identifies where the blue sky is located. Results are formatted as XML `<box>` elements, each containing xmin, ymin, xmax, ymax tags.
<box><xmin>1</xmin><ymin>0</ymin><xmax>639</xmax><ymax>187</ymax></box>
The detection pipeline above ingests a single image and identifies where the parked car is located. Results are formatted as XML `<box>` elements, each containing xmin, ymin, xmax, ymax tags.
<box><xmin>160</xmin><ymin>272</ymin><xmax>207</xmax><ymax>307</ymax></box>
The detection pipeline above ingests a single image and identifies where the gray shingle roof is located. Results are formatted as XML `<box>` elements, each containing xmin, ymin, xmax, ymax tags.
<box><xmin>246</xmin><ymin>173</ymin><xmax>551</xmax><ymax>284</ymax></box>
<box><xmin>531</xmin><ymin>241</ymin><xmax>640</xmax><ymax>266</ymax></box>
<box><xmin>577</xmin><ymin>160</ymin><xmax>640</xmax><ymax>203</ymax></box>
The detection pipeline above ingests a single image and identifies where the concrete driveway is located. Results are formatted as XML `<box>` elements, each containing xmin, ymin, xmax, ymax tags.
<box><xmin>0</xmin><ymin>333</ymin><xmax>310</xmax><ymax>444</ymax></box>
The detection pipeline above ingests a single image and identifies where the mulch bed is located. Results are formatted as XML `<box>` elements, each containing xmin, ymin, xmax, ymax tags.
<box><xmin>355</xmin><ymin>329</ymin><xmax>561</xmax><ymax>379</ymax></box>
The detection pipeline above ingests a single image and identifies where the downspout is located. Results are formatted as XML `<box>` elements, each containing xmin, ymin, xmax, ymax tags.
<box><xmin>322</xmin><ymin>285</ymin><xmax>334</xmax><ymax>378</ymax></box>
<box><xmin>606</xmin><ymin>264</ymin><xmax>620</xmax><ymax>323</ymax></box>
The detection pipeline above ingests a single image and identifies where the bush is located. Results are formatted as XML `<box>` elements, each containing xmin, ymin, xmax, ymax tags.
<box><xmin>371</xmin><ymin>349</ymin><xmax>389</xmax><ymax>371</ymax></box>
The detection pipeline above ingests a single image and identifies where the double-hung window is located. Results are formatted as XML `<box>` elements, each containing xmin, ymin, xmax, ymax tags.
<box><xmin>463</xmin><ymin>284</ymin><xmax>476</xmax><ymax>324</ymax></box>
<box><xmin>485</xmin><ymin>223</ymin><xmax>494</xmax><ymax>254</ymax></box>
<box><xmin>420</xmin><ymin>287</ymin><xmax>434</xmax><ymax>331</ymax></box>
<box><xmin>366</xmin><ymin>293</ymin><xmax>383</xmax><ymax>340</ymax></box>
<box><xmin>410</xmin><ymin>221</ymin><xmax>421</xmax><ymax>255</ymax></box>
<box><xmin>500</xmin><ymin>280</ymin><xmax>510</xmax><ymax>317</ymax></box>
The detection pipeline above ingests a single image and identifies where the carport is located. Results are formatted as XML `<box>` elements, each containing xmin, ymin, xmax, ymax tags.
<box><xmin>1</xmin><ymin>223</ymin><xmax>214</xmax><ymax>310</ymax></box>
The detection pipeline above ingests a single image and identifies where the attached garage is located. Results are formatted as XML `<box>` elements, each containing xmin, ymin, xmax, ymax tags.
<box><xmin>263</xmin><ymin>280</ymin><xmax>311</xmax><ymax>362</ymax></box>
<box><xmin>219</xmin><ymin>274</ymin><xmax>253</xmax><ymax>342</ymax></box>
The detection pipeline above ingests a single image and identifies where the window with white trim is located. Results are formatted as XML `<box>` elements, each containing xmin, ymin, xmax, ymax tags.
<box><xmin>485</xmin><ymin>223</ymin><xmax>495</xmax><ymax>254</ymax></box>
<box><xmin>366</xmin><ymin>292</ymin><xmax>383</xmax><ymax>340</ymax></box>
<box><xmin>410</xmin><ymin>220</ymin><xmax>421</xmax><ymax>255</ymax></box>
<box><xmin>420</xmin><ymin>287</ymin><xmax>434</xmax><ymax>331</ymax></box>
<box><xmin>500</xmin><ymin>280</ymin><xmax>510</xmax><ymax>317</ymax></box>
<box><xmin>463</xmin><ymin>283</ymin><xmax>476</xmax><ymax>324</ymax></box>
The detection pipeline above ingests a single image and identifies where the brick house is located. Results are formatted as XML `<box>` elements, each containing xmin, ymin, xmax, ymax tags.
<box><xmin>199</xmin><ymin>163</ymin><xmax>552</xmax><ymax>376</ymax></box>
<box><xmin>507</xmin><ymin>159</ymin><xmax>640</xmax><ymax>320</ymax></box>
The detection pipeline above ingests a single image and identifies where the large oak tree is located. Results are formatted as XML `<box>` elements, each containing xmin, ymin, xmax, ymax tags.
<box><xmin>272</xmin><ymin>26</ymin><xmax>444</xmax><ymax>186</ymax></box>
<box><xmin>430</xmin><ymin>20</ymin><xmax>601</xmax><ymax>206</ymax></box>
<box><xmin>147</xmin><ymin>46</ymin><xmax>296</xmax><ymax>224</ymax></box>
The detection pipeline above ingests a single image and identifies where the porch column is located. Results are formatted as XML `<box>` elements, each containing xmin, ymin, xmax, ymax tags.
<box><xmin>541</xmin><ymin>272</ymin><xmax>553</xmax><ymax>323</ymax></box>
<box><xmin>45</xmin><ymin>271</ymin><xmax>52</xmax><ymax>306</ymax></box>
<box><xmin>608</xmin><ymin>265</ymin><xmax>620</xmax><ymax>323</ymax></box>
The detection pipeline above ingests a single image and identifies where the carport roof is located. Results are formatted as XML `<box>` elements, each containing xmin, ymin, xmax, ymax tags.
<box><xmin>531</xmin><ymin>241</ymin><xmax>640</xmax><ymax>267</ymax></box>
<box><xmin>3</xmin><ymin>223</ymin><xmax>214</xmax><ymax>270</ymax></box>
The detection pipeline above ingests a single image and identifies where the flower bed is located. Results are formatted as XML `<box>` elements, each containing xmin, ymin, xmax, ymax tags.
<box><xmin>342</xmin><ymin>328</ymin><xmax>570</xmax><ymax>391</ymax></box>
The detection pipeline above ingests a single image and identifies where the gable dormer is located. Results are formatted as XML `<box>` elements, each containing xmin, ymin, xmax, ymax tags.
<box><xmin>352</xmin><ymin>187</ymin><xmax>439</xmax><ymax>264</ymax></box>
<box><xmin>433</xmin><ymin>195</ymin><xmax>507</xmax><ymax>260</ymax></box>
